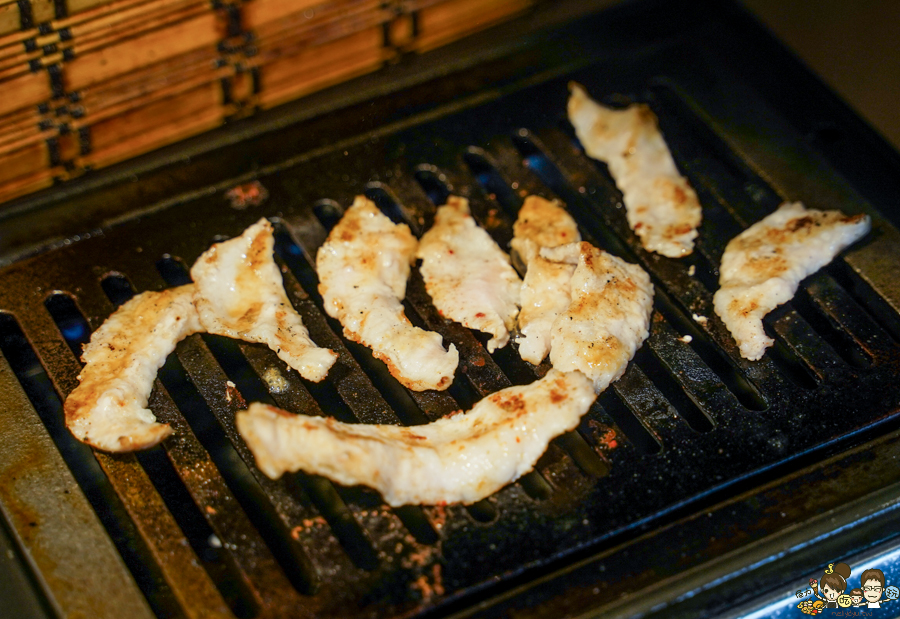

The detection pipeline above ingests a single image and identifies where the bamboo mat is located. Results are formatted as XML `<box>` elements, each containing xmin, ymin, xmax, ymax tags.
<box><xmin>0</xmin><ymin>0</ymin><xmax>533</xmax><ymax>204</ymax></box>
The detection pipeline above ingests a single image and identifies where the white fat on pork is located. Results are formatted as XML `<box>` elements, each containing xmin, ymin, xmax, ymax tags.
<box><xmin>714</xmin><ymin>202</ymin><xmax>871</xmax><ymax>360</ymax></box>
<box><xmin>316</xmin><ymin>196</ymin><xmax>458</xmax><ymax>391</ymax></box>
<box><xmin>191</xmin><ymin>218</ymin><xmax>337</xmax><ymax>382</ymax></box>
<box><xmin>567</xmin><ymin>83</ymin><xmax>701</xmax><ymax>258</ymax></box>
<box><xmin>417</xmin><ymin>196</ymin><xmax>521</xmax><ymax>352</ymax></box>
<box><xmin>65</xmin><ymin>285</ymin><xmax>201</xmax><ymax>452</ymax></box>
<box><xmin>236</xmin><ymin>369</ymin><xmax>596</xmax><ymax>506</ymax></box>
<box><xmin>543</xmin><ymin>242</ymin><xmax>654</xmax><ymax>393</ymax></box>
<box><xmin>511</xmin><ymin>195</ymin><xmax>581</xmax><ymax>364</ymax></box>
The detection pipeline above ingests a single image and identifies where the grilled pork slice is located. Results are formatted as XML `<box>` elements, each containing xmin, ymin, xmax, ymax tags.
<box><xmin>510</xmin><ymin>195</ymin><xmax>581</xmax><ymax>265</ymax></box>
<box><xmin>543</xmin><ymin>242</ymin><xmax>654</xmax><ymax>393</ymax></box>
<box><xmin>417</xmin><ymin>196</ymin><xmax>521</xmax><ymax>352</ymax></box>
<box><xmin>65</xmin><ymin>285</ymin><xmax>201</xmax><ymax>452</ymax></box>
<box><xmin>713</xmin><ymin>202</ymin><xmax>871</xmax><ymax>361</ymax></box>
<box><xmin>511</xmin><ymin>196</ymin><xmax>581</xmax><ymax>364</ymax></box>
<box><xmin>517</xmin><ymin>258</ymin><xmax>577</xmax><ymax>365</ymax></box>
<box><xmin>567</xmin><ymin>83</ymin><xmax>701</xmax><ymax>258</ymax></box>
<box><xmin>317</xmin><ymin>196</ymin><xmax>458</xmax><ymax>391</ymax></box>
<box><xmin>191</xmin><ymin>218</ymin><xmax>337</xmax><ymax>382</ymax></box>
<box><xmin>236</xmin><ymin>369</ymin><xmax>596</xmax><ymax>506</ymax></box>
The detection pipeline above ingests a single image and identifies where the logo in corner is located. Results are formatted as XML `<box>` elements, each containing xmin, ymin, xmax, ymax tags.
<box><xmin>795</xmin><ymin>562</ymin><xmax>899</xmax><ymax>614</ymax></box>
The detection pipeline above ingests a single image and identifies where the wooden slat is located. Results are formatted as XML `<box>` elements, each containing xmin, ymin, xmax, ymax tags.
<box><xmin>0</xmin><ymin>130</ymin><xmax>47</xmax><ymax>157</ymax></box>
<box><xmin>0</xmin><ymin>60</ymin><xmax>38</xmax><ymax>85</ymax></box>
<box><xmin>243</xmin><ymin>0</ymin><xmax>340</xmax><ymax>30</ymax></box>
<box><xmin>0</xmin><ymin>36</ymin><xmax>34</xmax><ymax>68</ymax></box>
<box><xmin>75</xmin><ymin>56</ymin><xmax>225</xmax><ymax>127</ymax></box>
<box><xmin>66</xmin><ymin>0</ymin><xmax>180</xmax><ymax>22</ymax></box>
<box><xmin>0</xmin><ymin>167</ymin><xmax>53</xmax><ymax>203</ymax></box>
<box><xmin>257</xmin><ymin>27</ymin><xmax>387</xmax><ymax>109</ymax></box>
<box><xmin>57</xmin><ymin>0</ymin><xmax>170</xmax><ymax>29</ymax></box>
<box><xmin>71</xmin><ymin>2</ymin><xmax>210</xmax><ymax>56</ymax></box>
<box><xmin>84</xmin><ymin>81</ymin><xmax>224</xmax><ymax>168</ymax></box>
<box><xmin>0</xmin><ymin>72</ymin><xmax>50</xmax><ymax>117</ymax></box>
<box><xmin>65</xmin><ymin>11</ymin><xmax>219</xmax><ymax>90</ymax></box>
<box><xmin>415</xmin><ymin>0</ymin><xmax>532</xmax><ymax>52</ymax></box>
<box><xmin>58</xmin><ymin>131</ymin><xmax>79</xmax><ymax>163</ymax></box>
<box><xmin>0</xmin><ymin>109</ymin><xmax>42</xmax><ymax>150</ymax></box>
<box><xmin>0</xmin><ymin>2</ymin><xmax>19</xmax><ymax>38</ymax></box>
<box><xmin>0</xmin><ymin>30</ymin><xmax>32</xmax><ymax>53</ymax></box>
<box><xmin>249</xmin><ymin>0</ymin><xmax>385</xmax><ymax>44</ymax></box>
<box><xmin>78</xmin><ymin>45</ymin><xmax>216</xmax><ymax>109</ymax></box>
<box><xmin>388</xmin><ymin>11</ymin><xmax>415</xmax><ymax>49</ymax></box>
<box><xmin>0</xmin><ymin>141</ymin><xmax>48</xmax><ymax>185</ymax></box>
<box><xmin>31</xmin><ymin>0</ymin><xmax>56</xmax><ymax>23</ymax></box>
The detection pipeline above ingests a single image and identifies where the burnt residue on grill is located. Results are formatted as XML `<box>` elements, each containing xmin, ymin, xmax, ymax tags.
<box><xmin>1</xmin><ymin>5</ymin><xmax>900</xmax><ymax>619</ymax></box>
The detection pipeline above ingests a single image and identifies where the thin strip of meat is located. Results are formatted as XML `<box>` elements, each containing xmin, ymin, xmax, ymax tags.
<box><xmin>567</xmin><ymin>83</ymin><xmax>702</xmax><ymax>258</ymax></box>
<box><xmin>64</xmin><ymin>285</ymin><xmax>201</xmax><ymax>452</ymax></box>
<box><xmin>417</xmin><ymin>196</ymin><xmax>521</xmax><ymax>352</ymax></box>
<box><xmin>713</xmin><ymin>202</ymin><xmax>871</xmax><ymax>361</ymax></box>
<box><xmin>510</xmin><ymin>195</ymin><xmax>581</xmax><ymax>265</ymax></box>
<box><xmin>511</xmin><ymin>196</ymin><xmax>581</xmax><ymax>364</ymax></box>
<box><xmin>235</xmin><ymin>369</ymin><xmax>596</xmax><ymax>506</ymax></box>
<box><xmin>516</xmin><ymin>258</ymin><xmax>576</xmax><ymax>365</ymax></box>
<box><xmin>543</xmin><ymin>242</ymin><xmax>654</xmax><ymax>393</ymax></box>
<box><xmin>191</xmin><ymin>218</ymin><xmax>337</xmax><ymax>382</ymax></box>
<box><xmin>316</xmin><ymin>196</ymin><xmax>458</xmax><ymax>391</ymax></box>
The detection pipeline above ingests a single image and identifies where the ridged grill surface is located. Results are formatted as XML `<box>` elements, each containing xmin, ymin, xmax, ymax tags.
<box><xmin>1</xmin><ymin>6</ymin><xmax>900</xmax><ymax>619</ymax></box>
